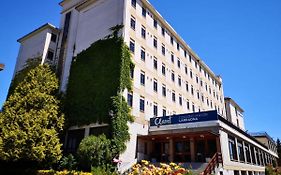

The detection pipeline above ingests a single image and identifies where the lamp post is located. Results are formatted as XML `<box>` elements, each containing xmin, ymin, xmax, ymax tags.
<box><xmin>0</xmin><ymin>64</ymin><xmax>4</xmax><ymax>71</ymax></box>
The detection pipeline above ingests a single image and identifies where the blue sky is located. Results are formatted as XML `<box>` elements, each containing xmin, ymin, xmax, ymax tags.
<box><xmin>0</xmin><ymin>0</ymin><xmax>280</xmax><ymax>139</ymax></box>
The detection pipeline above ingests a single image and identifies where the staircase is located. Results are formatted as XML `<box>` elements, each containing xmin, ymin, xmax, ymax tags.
<box><xmin>201</xmin><ymin>152</ymin><xmax>223</xmax><ymax>175</ymax></box>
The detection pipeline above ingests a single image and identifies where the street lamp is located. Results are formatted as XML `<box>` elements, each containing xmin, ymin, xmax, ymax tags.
<box><xmin>0</xmin><ymin>64</ymin><xmax>4</xmax><ymax>71</ymax></box>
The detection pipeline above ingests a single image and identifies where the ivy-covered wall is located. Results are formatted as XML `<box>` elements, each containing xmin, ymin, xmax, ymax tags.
<box><xmin>65</xmin><ymin>36</ymin><xmax>133</xmax><ymax>128</ymax></box>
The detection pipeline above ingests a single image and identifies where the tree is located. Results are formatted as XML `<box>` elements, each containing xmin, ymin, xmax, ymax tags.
<box><xmin>0</xmin><ymin>63</ymin><xmax>64</xmax><ymax>166</ymax></box>
<box><xmin>277</xmin><ymin>138</ymin><xmax>281</xmax><ymax>166</ymax></box>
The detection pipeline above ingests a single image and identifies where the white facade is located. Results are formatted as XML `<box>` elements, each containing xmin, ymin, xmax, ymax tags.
<box><xmin>12</xmin><ymin>0</ymin><xmax>278</xmax><ymax>174</ymax></box>
<box><xmin>15</xmin><ymin>23</ymin><xmax>59</xmax><ymax>75</ymax></box>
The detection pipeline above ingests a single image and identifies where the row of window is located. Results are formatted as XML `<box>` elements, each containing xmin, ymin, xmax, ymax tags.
<box><xmin>228</xmin><ymin>135</ymin><xmax>276</xmax><ymax>167</ymax></box>
<box><xmin>130</xmin><ymin>0</ymin><xmax>220</xmax><ymax>90</ymax></box>
<box><xmin>127</xmin><ymin>92</ymin><xmax>222</xmax><ymax>117</ymax></box>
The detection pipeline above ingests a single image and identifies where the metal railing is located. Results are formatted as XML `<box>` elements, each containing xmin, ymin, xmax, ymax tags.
<box><xmin>202</xmin><ymin>152</ymin><xmax>223</xmax><ymax>175</ymax></box>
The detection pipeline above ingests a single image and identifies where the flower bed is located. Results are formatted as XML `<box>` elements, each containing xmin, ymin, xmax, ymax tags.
<box><xmin>37</xmin><ymin>170</ymin><xmax>92</xmax><ymax>175</ymax></box>
<box><xmin>127</xmin><ymin>160</ymin><xmax>192</xmax><ymax>175</ymax></box>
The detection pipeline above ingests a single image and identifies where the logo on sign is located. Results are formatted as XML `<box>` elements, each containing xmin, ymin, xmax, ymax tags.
<box><xmin>154</xmin><ymin>116</ymin><xmax>172</xmax><ymax>126</ymax></box>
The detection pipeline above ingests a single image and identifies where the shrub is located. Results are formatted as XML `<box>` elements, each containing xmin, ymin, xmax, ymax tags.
<box><xmin>77</xmin><ymin>134</ymin><xmax>112</xmax><ymax>170</ymax></box>
<box><xmin>37</xmin><ymin>170</ymin><xmax>92</xmax><ymax>175</ymax></box>
<box><xmin>59</xmin><ymin>154</ymin><xmax>77</xmax><ymax>171</ymax></box>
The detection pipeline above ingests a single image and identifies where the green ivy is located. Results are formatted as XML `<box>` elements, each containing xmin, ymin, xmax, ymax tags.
<box><xmin>65</xmin><ymin>30</ymin><xmax>134</xmax><ymax>156</ymax></box>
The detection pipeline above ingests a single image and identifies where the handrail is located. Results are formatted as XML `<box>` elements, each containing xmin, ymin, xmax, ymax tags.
<box><xmin>202</xmin><ymin>152</ymin><xmax>223</xmax><ymax>175</ymax></box>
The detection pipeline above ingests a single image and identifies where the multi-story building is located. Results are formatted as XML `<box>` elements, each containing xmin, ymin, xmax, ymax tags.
<box><xmin>13</xmin><ymin>0</ymin><xmax>278</xmax><ymax>174</ymax></box>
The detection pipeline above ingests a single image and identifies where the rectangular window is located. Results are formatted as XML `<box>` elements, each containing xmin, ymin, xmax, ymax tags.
<box><xmin>140</xmin><ymin>71</ymin><xmax>145</xmax><ymax>85</ymax></box>
<box><xmin>130</xmin><ymin>39</ymin><xmax>135</xmax><ymax>53</ymax></box>
<box><xmin>171</xmin><ymin>53</ymin><xmax>174</xmax><ymax>63</ymax></box>
<box><xmin>179</xmin><ymin>95</ymin><xmax>182</xmax><ymax>106</ymax></box>
<box><xmin>251</xmin><ymin>146</ymin><xmax>256</xmax><ymax>164</ymax></box>
<box><xmin>196</xmin><ymin>76</ymin><xmax>199</xmax><ymax>84</ymax></box>
<box><xmin>238</xmin><ymin>140</ymin><xmax>245</xmax><ymax>162</ymax></box>
<box><xmin>153</xmin><ymin>37</ymin><xmax>157</xmax><ymax>48</ymax></box>
<box><xmin>197</xmin><ymin>91</ymin><xmax>200</xmax><ymax>100</ymax></box>
<box><xmin>154</xmin><ymin>19</ymin><xmax>157</xmax><ymax>29</ymax></box>
<box><xmin>131</xmin><ymin>0</ymin><xmax>136</xmax><ymax>8</ymax></box>
<box><xmin>185</xmin><ymin>65</ymin><xmax>188</xmax><ymax>74</ymax></box>
<box><xmin>185</xmin><ymin>82</ymin><xmax>189</xmax><ymax>92</ymax></box>
<box><xmin>130</xmin><ymin>16</ymin><xmax>136</xmax><ymax>30</ymax></box>
<box><xmin>51</xmin><ymin>33</ymin><xmax>57</xmax><ymax>42</ymax></box>
<box><xmin>153</xmin><ymin>103</ymin><xmax>158</xmax><ymax>117</ymax></box>
<box><xmin>192</xmin><ymin>103</ymin><xmax>195</xmax><ymax>112</ymax></box>
<box><xmin>153</xmin><ymin>79</ymin><xmax>158</xmax><ymax>92</ymax></box>
<box><xmin>163</xmin><ymin>107</ymin><xmax>167</xmax><ymax>116</ymax></box>
<box><xmin>47</xmin><ymin>50</ymin><xmax>54</xmax><ymax>60</ymax></box>
<box><xmin>162</xmin><ymin>64</ymin><xmax>166</xmax><ymax>76</ymax></box>
<box><xmin>141</xmin><ymin>26</ymin><xmax>146</xmax><ymax>39</ymax></box>
<box><xmin>201</xmin><ymin>94</ymin><xmax>204</xmax><ymax>103</ymax></box>
<box><xmin>177</xmin><ymin>59</ymin><xmax>181</xmax><ymax>68</ymax></box>
<box><xmin>245</xmin><ymin>143</ymin><xmax>251</xmax><ymax>163</ymax></box>
<box><xmin>141</xmin><ymin>48</ymin><xmax>145</xmax><ymax>61</ymax></box>
<box><xmin>190</xmin><ymin>69</ymin><xmax>193</xmax><ymax>79</ymax></box>
<box><xmin>171</xmin><ymin>71</ymin><xmax>175</xmax><ymax>82</ymax></box>
<box><xmin>191</xmin><ymin>85</ymin><xmax>194</xmax><ymax>95</ymax></box>
<box><xmin>177</xmin><ymin>43</ymin><xmax>180</xmax><ymax>50</ymax></box>
<box><xmin>140</xmin><ymin>97</ymin><xmax>145</xmax><ymax>112</ymax></box>
<box><xmin>189</xmin><ymin>55</ymin><xmax>192</xmax><ymax>62</ymax></box>
<box><xmin>162</xmin><ymin>44</ymin><xmax>165</xmax><ymax>55</ymax></box>
<box><xmin>161</xmin><ymin>27</ymin><xmax>165</xmax><ymax>36</ymax></box>
<box><xmin>187</xmin><ymin>100</ymin><xmax>190</xmax><ymax>110</ymax></box>
<box><xmin>130</xmin><ymin>64</ymin><xmax>134</xmax><ymax>79</ymax></box>
<box><xmin>142</xmin><ymin>7</ymin><xmax>146</xmax><ymax>17</ymax></box>
<box><xmin>172</xmin><ymin>91</ymin><xmax>176</xmax><ymax>102</ymax></box>
<box><xmin>170</xmin><ymin>36</ymin><xmax>174</xmax><ymax>45</ymax></box>
<box><xmin>184</xmin><ymin>50</ymin><xmax>187</xmax><ymax>58</ymax></box>
<box><xmin>162</xmin><ymin>84</ymin><xmax>166</xmax><ymax>97</ymax></box>
<box><xmin>228</xmin><ymin>136</ymin><xmax>238</xmax><ymax>160</ymax></box>
<box><xmin>153</xmin><ymin>57</ymin><xmax>157</xmax><ymax>70</ymax></box>
<box><xmin>178</xmin><ymin>76</ymin><xmax>181</xmax><ymax>86</ymax></box>
<box><xmin>127</xmin><ymin>93</ymin><xmax>133</xmax><ymax>107</ymax></box>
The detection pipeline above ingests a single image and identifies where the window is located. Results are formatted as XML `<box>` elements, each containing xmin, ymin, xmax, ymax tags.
<box><xmin>197</xmin><ymin>91</ymin><xmax>200</xmax><ymax>100</ymax></box>
<box><xmin>178</xmin><ymin>76</ymin><xmax>181</xmax><ymax>86</ymax></box>
<box><xmin>162</xmin><ymin>44</ymin><xmax>165</xmax><ymax>55</ymax></box>
<box><xmin>251</xmin><ymin>146</ymin><xmax>256</xmax><ymax>164</ymax></box>
<box><xmin>140</xmin><ymin>97</ymin><xmax>145</xmax><ymax>112</ymax></box>
<box><xmin>200</xmin><ymin>80</ymin><xmax>203</xmax><ymax>87</ymax></box>
<box><xmin>185</xmin><ymin>82</ymin><xmax>189</xmax><ymax>92</ymax></box>
<box><xmin>238</xmin><ymin>140</ymin><xmax>245</xmax><ymax>162</ymax></box>
<box><xmin>228</xmin><ymin>136</ymin><xmax>238</xmax><ymax>160</ymax></box>
<box><xmin>131</xmin><ymin>0</ymin><xmax>136</xmax><ymax>8</ymax></box>
<box><xmin>177</xmin><ymin>43</ymin><xmax>180</xmax><ymax>50</ymax></box>
<box><xmin>189</xmin><ymin>55</ymin><xmax>192</xmax><ymax>62</ymax></box>
<box><xmin>153</xmin><ymin>37</ymin><xmax>157</xmax><ymax>48</ymax></box>
<box><xmin>130</xmin><ymin>64</ymin><xmax>134</xmax><ymax>79</ymax></box>
<box><xmin>210</xmin><ymin>100</ymin><xmax>213</xmax><ymax>108</ymax></box>
<box><xmin>140</xmin><ymin>71</ymin><xmax>145</xmax><ymax>85</ymax></box>
<box><xmin>192</xmin><ymin>103</ymin><xmax>195</xmax><ymax>112</ymax></box>
<box><xmin>187</xmin><ymin>100</ymin><xmax>190</xmax><ymax>110</ymax></box>
<box><xmin>171</xmin><ymin>52</ymin><xmax>174</xmax><ymax>63</ymax></box>
<box><xmin>127</xmin><ymin>93</ymin><xmax>133</xmax><ymax>107</ymax></box>
<box><xmin>153</xmin><ymin>103</ymin><xmax>158</xmax><ymax>117</ymax></box>
<box><xmin>207</xmin><ymin>98</ymin><xmax>209</xmax><ymax>106</ymax></box>
<box><xmin>153</xmin><ymin>19</ymin><xmax>157</xmax><ymax>29</ymax></box>
<box><xmin>172</xmin><ymin>91</ymin><xmax>176</xmax><ymax>102</ymax></box>
<box><xmin>190</xmin><ymin>69</ymin><xmax>193</xmax><ymax>79</ymax></box>
<box><xmin>162</xmin><ymin>84</ymin><xmax>166</xmax><ymax>97</ymax></box>
<box><xmin>177</xmin><ymin>59</ymin><xmax>181</xmax><ymax>68</ymax></box>
<box><xmin>185</xmin><ymin>65</ymin><xmax>188</xmax><ymax>74</ymax></box>
<box><xmin>130</xmin><ymin>39</ymin><xmax>135</xmax><ymax>53</ymax></box>
<box><xmin>184</xmin><ymin>50</ymin><xmax>187</xmax><ymax>58</ymax></box>
<box><xmin>245</xmin><ymin>143</ymin><xmax>251</xmax><ymax>163</ymax></box>
<box><xmin>195</xmin><ymin>61</ymin><xmax>198</xmax><ymax>69</ymax></box>
<box><xmin>161</xmin><ymin>27</ymin><xmax>165</xmax><ymax>36</ymax></box>
<box><xmin>141</xmin><ymin>26</ymin><xmax>146</xmax><ymax>39</ymax></box>
<box><xmin>170</xmin><ymin>36</ymin><xmax>174</xmax><ymax>45</ymax></box>
<box><xmin>162</xmin><ymin>64</ymin><xmax>166</xmax><ymax>76</ymax></box>
<box><xmin>153</xmin><ymin>79</ymin><xmax>158</xmax><ymax>92</ymax></box>
<box><xmin>163</xmin><ymin>107</ymin><xmax>167</xmax><ymax>116</ymax></box>
<box><xmin>179</xmin><ymin>95</ymin><xmax>182</xmax><ymax>106</ymax></box>
<box><xmin>141</xmin><ymin>48</ymin><xmax>145</xmax><ymax>61</ymax></box>
<box><xmin>51</xmin><ymin>33</ymin><xmax>57</xmax><ymax>42</ymax></box>
<box><xmin>153</xmin><ymin>57</ymin><xmax>157</xmax><ymax>70</ymax></box>
<box><xmin>130</xmin><ymin>16</ymin><xmax>136</xmax><ymax>30</ymax></box>
<box><xmin>201</xmin><ymin>94</ymin><xmax>204</xmax><ymax>103</ymax></box>
<box><xmin>171</xmin><ymin>71</ymin><xmax>175</xmax><ymax>82</ymax></box>
<box><xmin>196</xmin><ymin>76</ymin><xmax>199</xmax><ymax>84</ymax></box>
<box><xmin>142</xmin><ymin>7</ymin><xmax>146</xmax><ymax>17</ymax></box>
<box><xmin>191</xmin><ymin>85</ymin><xmax>194</xmax><ymax>95</ymax></box>
<box><xmin>47</xmin><ymin>50</ymin><xmax>54</xmax><ymax>60</ymax></box>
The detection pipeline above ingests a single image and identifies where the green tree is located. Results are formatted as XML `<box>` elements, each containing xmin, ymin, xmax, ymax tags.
<box><xmin>277</xmin><ymin>138</ymin><xmax>281</xmax><ymax>166</ymax></box>
<box><xmin>0</xmin><ymin>64</ymin><xmax>64</xmax><ymax>166</ymax></box>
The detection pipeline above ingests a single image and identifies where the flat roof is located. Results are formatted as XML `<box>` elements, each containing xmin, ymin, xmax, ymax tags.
<box><xmin>17</xmin><ymin>23</ymin><xmax>59</xmax><ymax>43</ymax></box>
<box><xmin>250</xmin><ymin>132</ymin><xmax>276</xmax><ymax>145</ymax></box>
<box><xmin>225</xmin><ymin>97</ymin><xmax>244</xmax><ymax>112</ymax></box>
